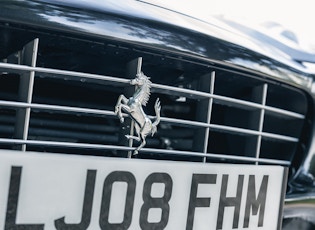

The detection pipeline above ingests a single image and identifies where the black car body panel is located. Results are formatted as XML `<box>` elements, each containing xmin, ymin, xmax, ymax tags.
<box><xmin>0</xmin><ymin>0</ymin><xmax>314</xmax><ymax>88</ymax></box>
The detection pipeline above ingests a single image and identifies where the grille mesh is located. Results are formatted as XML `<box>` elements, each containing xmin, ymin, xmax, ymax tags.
<box><xmin>0</xmin><ymin>37</ymin><xmax>308</xmax><ymax>166</ymax></box>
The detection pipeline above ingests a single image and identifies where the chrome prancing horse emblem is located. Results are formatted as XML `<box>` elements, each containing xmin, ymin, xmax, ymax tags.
<box><xmin>115</xmin><ymin>71</ymin><xmax>161</xmax><ymax>155</ymax></box>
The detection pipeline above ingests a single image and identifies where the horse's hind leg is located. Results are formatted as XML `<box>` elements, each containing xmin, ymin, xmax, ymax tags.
<box><xmin>115</xmin><ymin>95</ymin><xmax>128</xmax><ymax>123</ymax></box>
<box><xmin>125</xmin><ymin>135</ymin><xmax>140</xmax><ymax>142</ymax></box>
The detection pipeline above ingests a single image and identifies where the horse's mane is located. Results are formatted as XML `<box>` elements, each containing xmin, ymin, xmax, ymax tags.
<box><xmin>139</xmin><ymin>74</ymin><xmax>152</xmax><ymax>106</ymax></box>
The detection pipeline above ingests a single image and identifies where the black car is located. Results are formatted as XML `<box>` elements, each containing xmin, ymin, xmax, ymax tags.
<box><xmin>0</xmin><ymin>0</ymin><xmax>314</xmax><ymax>229</ymax></box>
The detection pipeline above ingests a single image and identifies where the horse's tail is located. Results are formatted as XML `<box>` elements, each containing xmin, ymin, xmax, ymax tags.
<box><xmin>151</xmin><ymin>98</ymin><xmax>161</xmax><ymax>136</ymax></box>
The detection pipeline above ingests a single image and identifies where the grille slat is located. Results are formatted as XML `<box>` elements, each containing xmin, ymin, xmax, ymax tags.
<box><xmin>0</xmin><ymin>100</ymin><xmax>116</xmax><ymax>116</ymax></box>
<box><xmin>0</xmin><ymin>137</ymin><xmax>291</xmax><ymax>165</ymax></box>
<box><xmin>0</xmin><ymin>100</ymin><xmax>299</xmax><ymax>143</ymax></box>
<box><xmin>0</xmin><ymin>62</ymin><xmax>305</xmax><ymax>120</ymax></box>
<box><xmin>0</xmin><ymin>37</ymin><xmax>309</xmax><ymax>166</ymax></box>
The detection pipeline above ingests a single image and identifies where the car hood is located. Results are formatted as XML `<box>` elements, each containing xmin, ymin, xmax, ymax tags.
<box><xmin>40</xmin><ymin>0</ymin><xmax>315</xmax><ymax>72</ymax></box>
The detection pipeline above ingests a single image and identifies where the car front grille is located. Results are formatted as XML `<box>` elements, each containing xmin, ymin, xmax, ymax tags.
<box><xmin>0</xmin><ymin>35</ymin><xmax>308</xmax><ymax>166</ymax></box>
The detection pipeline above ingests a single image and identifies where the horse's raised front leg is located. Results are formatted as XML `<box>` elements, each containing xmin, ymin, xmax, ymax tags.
<box><xmin>115</xmin><ymin>95</ymin><xmax>128</xmax><ymax>123</ymax></box>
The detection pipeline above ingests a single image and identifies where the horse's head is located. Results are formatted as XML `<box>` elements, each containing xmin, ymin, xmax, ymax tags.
<box><xmin>130</xmin><ymin>71</ymin><xmax>152</xmax><ymax>106</ymax></box>
<box><xmin>130</xmin><ymin>72</ymin><xmax>149</xmax><ymax>86</ymax></box>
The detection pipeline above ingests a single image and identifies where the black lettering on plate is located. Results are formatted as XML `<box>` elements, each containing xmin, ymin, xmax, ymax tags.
<box><xmin>139</xmin><ymin>173</ymin><xmax>173</xmax><ymax>230</ymax></box>
<box><xmin>99</xmin><ymin>171</ymin><xmax>136</xmax><ymax>230</ymax></box>
<box><xmin>243</xmin><ymin>175</ymin><xmax>269</xmax><ymax>228</ymax></box>
<box><xmin>216</xmin><ymin>174</ymin><xmax>244</xmax><ymax>230</ymax></box>
<box><xmin>186</xmin><ymin>174</ymin><xmax>217</xmax><ymax>230</ymax></box>
<box><xmin>55</xmin><ymin>169</ymin><xmax>97</xmax><ymax>230</ymax></box>
<box><xmin>5</xmin><ymin>166</ymin><xmax>45</xmax><ymax>230</ymax></box>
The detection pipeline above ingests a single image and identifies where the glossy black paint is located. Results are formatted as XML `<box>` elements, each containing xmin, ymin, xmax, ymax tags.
<box><xmin>0</xmin><ymin>0</ymin><xmax>313</xmax><ymax>90</ymax></box>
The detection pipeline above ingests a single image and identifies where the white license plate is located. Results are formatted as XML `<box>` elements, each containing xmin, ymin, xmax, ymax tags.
<box><xmin>0</xmin><ymin>150</ymin><xmax>287</xmax><ymax>230</ymax></box>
